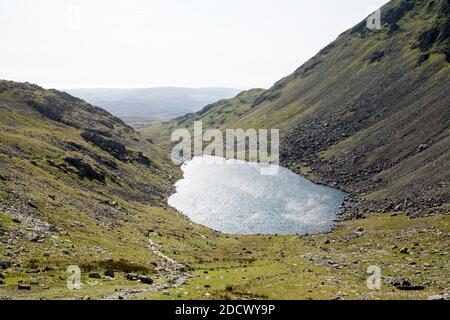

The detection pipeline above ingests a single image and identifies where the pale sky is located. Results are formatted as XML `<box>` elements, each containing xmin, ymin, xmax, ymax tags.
<box><xmin>0</xmin><ymin>0</ymin><xmax>388</xmax><ymax>89</ymax></box>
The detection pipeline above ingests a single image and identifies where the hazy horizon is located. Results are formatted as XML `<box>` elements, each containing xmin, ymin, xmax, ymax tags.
<box><xmin>1</xmin><ymin>0</ymin><xmax>388</xmax><ymax>89</ymax></box>
<box><xmin>60</xmin><ymin>85</ymin><xmax>244</xmax><ymax>90</ymax></box>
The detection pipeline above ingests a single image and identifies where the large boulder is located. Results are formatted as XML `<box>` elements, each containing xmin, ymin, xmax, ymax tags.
<box><xmin>64</xmin><ymin>157</ymin><xmax>105</xmax><ymax>182</ymax></box>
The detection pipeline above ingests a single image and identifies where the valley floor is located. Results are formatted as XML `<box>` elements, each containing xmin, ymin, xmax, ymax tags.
<box><xmin>1</xmin><ymin>211</ymin><xmax>448</xmax><ymax>300</ymax></box>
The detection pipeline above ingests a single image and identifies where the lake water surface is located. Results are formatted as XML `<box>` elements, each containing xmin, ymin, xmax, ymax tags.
<box><xmin>168</xmin><ymin>156</ymin><xmax>346</xmax><ymax>235</ymax></box>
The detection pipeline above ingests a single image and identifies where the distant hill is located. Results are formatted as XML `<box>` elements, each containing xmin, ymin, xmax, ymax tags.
<box><xmin>64</xmin><ymin>87</ymin><xmax>241</xmax><ymax>126</ymax></box>
<box><xmin>142</xmin><ymin>88</ymin><xmax>265</xmax><ymax>144</ymax></box>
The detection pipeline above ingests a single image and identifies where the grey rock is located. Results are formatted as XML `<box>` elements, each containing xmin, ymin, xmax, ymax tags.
<box><xmin>417</xmin><ymin>144</ymin><xmax>428</xmax><ymax>152</ymax></box>
<box><xmin>391</xmin><ymin>277</ymin><xmax>425</xmax><ymax>291</ymax></box>
<box><xmin>0</xmin><ymin>261</ymin><xmax>12</xmax><ymax>270</ymax></box>
<box><xmin>139</xmin><ymin>276</ymin><xmax>153</xmax><ymax>285</ymax></box>
<box><xmin>126</xmin><ymin>273</ymin><xmax>138</xmax><ymax>281</ymax></box>
<box><xmin>18</xmin><ymin>284</ymin><xmax>31</xmax><ymax>290</ymax></box>
<box><xmin>104</xmin><ymin>269</ymin><xmax>115</xmax><ymax>278</ymax></box>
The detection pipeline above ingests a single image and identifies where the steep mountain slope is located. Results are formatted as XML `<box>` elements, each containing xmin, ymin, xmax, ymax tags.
<box><xmin>0</xmin><ymin>83</ymin><xmax>448</xmax><ymax>300</ymax></box>
<box><xmin>1</xmin><ymin>0</ymin><xmax>449</xmax><ymax>301</ymax></box>
<box><xmin>0</xmin><ymin>80</ymin><xmax>216</xmax><ymax>298</ymax></box>
<box><xmin>0</xmin><ymin>81</ymin><xmax>176</xmax><ymax>204</ymax></box>
<box><xmin>143</xmin><ymin>0</ymin><xmax>450</xmax><ymax>217</ymax></box>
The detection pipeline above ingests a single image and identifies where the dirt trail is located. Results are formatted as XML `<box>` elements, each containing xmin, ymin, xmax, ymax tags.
<box><xmin>102</xmin><ymin>233</ymin><xmax>191</xmax><ymax>300</ymax></box>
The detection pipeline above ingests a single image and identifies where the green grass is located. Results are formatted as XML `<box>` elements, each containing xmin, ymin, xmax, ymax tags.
<box><xmin>1</xmin><ymin>100</ymin><xmax>448</xmax><ymax>300</ymax></box>
<box><xmin>137</xmin><ymin>213</ymin><xmax>450</xmax><ymax>300</ymax></box>
<box><xmin>1</xmin><ymin>0</ymin><xmax>449</xmax><ymax>300</ymax></box>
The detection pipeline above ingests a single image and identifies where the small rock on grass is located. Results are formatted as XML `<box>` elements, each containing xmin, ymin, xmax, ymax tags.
<box><xmin>399</xmin><ymin>247</ymin><xmax>408</xmax><ymax>254</ymax></box>
<box><xmin>104</xmin><ymin>269</ymin><xmax>115</xmax><ymax>278</ymax></box>
<box><xmin>126</xmin><ymin>273</ymin><xmax>138</xmax><ymax>281</ymax></box>
<box><xmin>18</xmin><ymin>284</ymin><xmax>31</xmax><ymax>290</ymax></box>
<box><xmin>0</xmin><ymin>261</ymin><xmax>12</xmax><ymax>270</ymax></box>
<box><xmin>397</xmin><ymin>284</ymin><xmax>425</xmax><ymax>291</ymax></box>
<box><xmin>139</xmin><ymin>276</ymin><xmax>153</xmax><ymax>285</ymax></box>
<box><xmin>391</xmin><ymin>278</ymin><xmax>425</xmax><ymax>291</ymax></box>
<box><xmin>88</xmin><ymin>273</ymin><xmax>101</xmax><ymax>279</ymax></box>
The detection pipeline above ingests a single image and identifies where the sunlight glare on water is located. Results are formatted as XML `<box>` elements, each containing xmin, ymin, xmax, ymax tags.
<box><xmin>168</xmin><ymin>156</ymin><xmax>347</xmax><ymax>235</ymax></box>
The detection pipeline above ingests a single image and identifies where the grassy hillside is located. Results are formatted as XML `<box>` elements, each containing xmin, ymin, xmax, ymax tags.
<box><xmin>142</xmin><ymin>0</ymin><xmax>450</xmax><ymax>217</ymax></box>
<box><xmin>0</xmin><ymin>80</ymin><xmax>185</xmax><ymax>297</ymax></box>
<box><xmin>1</xmin><ymin>0</ymin><xmax>449</xmax><ymax>301</ymax></box>
<box><xmin>1</xmin><ymin>81</ymin><xmax>448</xmax><ymax>300</ymax></box>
